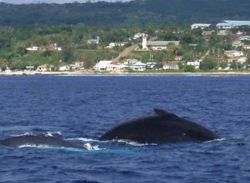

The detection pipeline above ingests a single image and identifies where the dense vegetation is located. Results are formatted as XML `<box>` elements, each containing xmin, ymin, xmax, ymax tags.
<box><xmin>0</xmin><ymin>0</ymin><xmax>250</xmax><ymax>27</ymax></box>
<box><xmin>1</xmin><ymin>23</ymin><xmax>250</xmax><ymax>71</ymax></box>
<box><xmin>1</xmin><ymin>0</ymin><xmax>250</xmax><ymax>72</ymax></box>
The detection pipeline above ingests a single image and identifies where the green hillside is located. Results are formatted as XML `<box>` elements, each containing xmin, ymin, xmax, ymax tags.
<box><xmin>0</xmin><ymin>0</ymin><xmax>250</xmax><ymax>27</ymax></box>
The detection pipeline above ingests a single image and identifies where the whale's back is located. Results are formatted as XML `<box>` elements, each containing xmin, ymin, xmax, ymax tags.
<box><xmin>100</xmin><ymin>109</ymin><xmax>219</xmax><ymax>143</ymax></box>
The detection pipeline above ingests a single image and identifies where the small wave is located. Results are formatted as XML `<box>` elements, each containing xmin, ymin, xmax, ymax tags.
<box><xmin>83</xmin><ymin>143</ymin><xmax>105</xmax><ymax>151</ymax></box>
<box><xmin>68</xmin><ymin>137</ymin><xmax>101</xmax><ymax>142</ymax></box>
<box><xmin>205</xmin><ymin>138</ymin><xmax>227</xmax><ymax>143</ymax></box>
<box><xmin>10</xmin><ymin>131</ymin><xmax>62</xmax><ymax>137</ymax></box>
<box><xmin>18</xmin><ymin>143</ymin><xmax>104</xmax><ymax>151</ymax></box>
<box><xmin>44</xmin><ymin>131</ymin><xmax>62</xmax><ymax>137</ymax></box>
<box><xmin>18</xmin><ymin>144</ymin><xmax>51</xmax><ymax>149</ymax></box>
<box><xmin>11</xmin><ymin>132</ymin><xmax>33</xmax><ymax>137</ymax></box>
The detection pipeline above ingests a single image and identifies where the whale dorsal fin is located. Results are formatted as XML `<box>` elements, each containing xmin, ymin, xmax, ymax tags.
<box><xmin>154</xmin><ymin>108</ymin><xmax>178</xmax><ymax>118</ymax></box>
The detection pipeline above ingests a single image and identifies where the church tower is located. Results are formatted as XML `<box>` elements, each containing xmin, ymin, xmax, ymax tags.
<box><xmin>142</xmin><ymin>35</ymin><xmax>148</xmax><ymax>50</ymax></box>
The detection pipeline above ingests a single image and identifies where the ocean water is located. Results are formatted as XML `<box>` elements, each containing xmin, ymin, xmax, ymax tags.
<box><xmin>0</xmin><ymin>75</ymin><xmax>249</xmax><ymax>183</ymax></box>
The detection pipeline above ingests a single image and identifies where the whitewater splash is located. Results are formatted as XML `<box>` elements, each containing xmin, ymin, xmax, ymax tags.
<box><xmin>9</xmin><ymin>132</ymin><xmax>104</xmax><ymax>151</ymax></box>
<box><xmin>17</xmin><ymin>143</ymin><xmax>103</xmax><ymax>151</ymax></box>
<box><xmin>11</xmin><ymin>131</ymin><xmax>62</xmax><ymax>137</ymax></box>
<box><xmin>72</xmin><ymin>137</ymin><xmax>157</xmax><ymax>147</ymax></box>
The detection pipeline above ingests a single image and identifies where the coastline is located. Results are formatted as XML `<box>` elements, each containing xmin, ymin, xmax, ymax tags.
<box><xmin>1</xmin><ymin>70</ymin><xmax>250</xmax><ymax>77</ymax></box>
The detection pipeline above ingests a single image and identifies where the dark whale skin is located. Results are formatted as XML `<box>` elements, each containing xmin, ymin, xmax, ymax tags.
<box><xmin>99</xmin><ymin>109</ymin><xmax>219</xmax><ymax>144</ymax></box>
<box><xmin>0</xmin><ymin>134</ymin><xmax>84</xmax><ymax>149</ymax></box>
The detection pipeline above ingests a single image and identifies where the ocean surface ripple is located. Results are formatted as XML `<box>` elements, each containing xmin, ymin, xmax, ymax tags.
<box><xmin>0</xmin><ymin>76</ymin><xmax>250</xmax><ymax>183</ymax></box>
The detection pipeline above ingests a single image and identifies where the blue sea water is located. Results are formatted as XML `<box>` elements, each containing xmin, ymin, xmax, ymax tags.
<box><xmin>0</xmin><ymin>75</ymin><xmax>250</xmax><ymax>183</ymax></box>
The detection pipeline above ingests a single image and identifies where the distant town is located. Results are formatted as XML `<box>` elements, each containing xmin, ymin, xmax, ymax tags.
<box><xmin>1</xmin><ymin>20</ymin><xmax>250</xmax><ymax>75</ymax></box>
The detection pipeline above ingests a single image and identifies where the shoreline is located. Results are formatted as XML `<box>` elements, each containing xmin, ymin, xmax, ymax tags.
<box><xmin>1</xmin><ymin>70</ymin><xmax>250</xmax><ymax>77</ymax></box>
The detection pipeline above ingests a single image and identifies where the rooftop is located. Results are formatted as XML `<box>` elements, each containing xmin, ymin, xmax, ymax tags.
<box><xmin>217</xmin><ymin>20</ymin><xmax>250</xmax><ymax>27</ymax></box>
<box><xmin>147</xmin><ymin>41</ymin><xmax>180</xmax><ymax>46</ymax></box>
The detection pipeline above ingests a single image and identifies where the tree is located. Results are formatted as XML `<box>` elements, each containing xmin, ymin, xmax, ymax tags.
<box><xmin>183</xmin><ymin>65</ymin><xmax>195</xmax><ymax>72</ymax></box>
<box><xmin>200</xmin><ymin>57</ymin><xmax>217</xmax><ymax>71</ymax></box>
<box><xmin>62</xmin><ymin>39</ymin><xmax>76</xmax><ymax>63</ymax></box>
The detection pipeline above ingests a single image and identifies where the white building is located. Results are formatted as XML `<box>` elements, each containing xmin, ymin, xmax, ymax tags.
<box><xmin>59</xmin><ymin>65</ymin><xmax>71</xmax><ymax>71</ymax></box>
<box><xmin>191</xmin><ymin>23</ymin><xmax>211</xmax><ymax>30</ymax></box>
<box><xmin>142</xmin><ymin>35</ymin><xmax>180</xmax><ymax>51</ymax></box>
<box><xmin>26</xmin><ymin>46</ymin><xmax>39</xmax><ymax>51</ymax></box>
<box><xmin>240</xmin><ymin>36</ymin><xmax>250</xmax><ymax>41</ymax></box>
<box><xmin>93</xmin><ymin>60</ymin><xmax>113</xmax><ymax>71</ymax></box>
<box><xmin>107</xmin><ymin>63</ymin><xmax>128</xmax><ymax>71</ymax></box>
<box><xmin>106</xmin><ymin>42</ymin><xmax>127</xmax><ymax>49</ymax></box>
<box><xmin>217</xmin><ymin>30</ymin><xmax>231</xmax><ymax>36</ymax></box>
<box><xmin>237</xmin><ymin>57</ymin><xmax>248</xmax><ymax>64</ymax></box>
<box><xmin>232</xmin><ymin>40</ymin><xmax>243</xmax><ymax>48</ymax></box>
<box><xmin>187</xmin><ymin>60</ymin><xmax>201</xmax><ymax>69</ymax></box>
<box><xmin>217</xmin><ymin>20</ymin><xmax>250</xmax><ymax>30</ymax></box>
<box><xmin>129</xmin><ymin>62</ymin><xmax>147</xmax><ymax>71</ymax></box>
<box><xmin>36</xmin><ymin>64</ymin><xmax>53</xmax><ymax>72</ymax></box>
<box><xmin>224</xmin><ymin>50</ymin><xmax>244</xmax><ymax>58</ymax></box>
<box><xmin>49</xmin><ymin>43</ymin><xmax>62</xmax><ymax>51</ymax></box>
<box><xmin>146</xmin><ymin>62</ymin><xmax>157</xmax><ymax>70</ymax></box>
<box><xmin>124</xmin><ymin>59</ymin><xmax>141</xmax><ymax>65</ymax></box>
<box><xmin>243</xmin><ymin>45</ymin><xmax>250</xmax><ymax>50</ymax></box>
<box><xmin>133</xmin><ymin>33</ymin><xmax>148</xmax><ymax>40</ymax></box>
<box><xmin>163</xmin><ymin>62</ymin><xmax>179</xmax><ymax>70</ymax></box>
<box><xmin>87</xmin><ymin>36</ymin><xmax>100</xmax><ymax>45</ymax></box>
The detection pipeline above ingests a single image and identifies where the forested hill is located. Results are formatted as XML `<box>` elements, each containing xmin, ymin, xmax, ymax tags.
<box><xmin>0</xmin><ymin>0</ymin><xmax>250</xmax><ymax>27</ymax></box>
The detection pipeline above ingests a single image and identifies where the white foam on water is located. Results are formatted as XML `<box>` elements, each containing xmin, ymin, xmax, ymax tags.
<box><xmin>83</xmin><ymin>143</ymin><xmax>105</xmax><ymax>151</ymax></box>
<box><xmin>18</xmin><ymin>144</ymin><xmax>51</xmax><ymax>149</ymax></box>
<box><xmin>11</xmin><ymin>132</ymin><xmax>33</xmax><ymax>137</ymax></box>
<box><xmin>115</xmin><ymin>139</ymin><xmax>157</xmax><ymax>147</ymax></box>
<box><xmin>45</xmin><ymin>131</ymin><xmax>62</xmax><ymax>137</ymax></box>
<box><xmin>17</xmin><ymin>143</ymin><xmax>104</xmax><ymax>151</ymax></box>
<box><xmin>205</xmin><ymin>138</ymin><xmax>227</xmax><ymax>143</ymax></box>
<box><xmin>67</xmin><ymin>137</ymin><xmax>101</xmax><ymax>142</ymax></box>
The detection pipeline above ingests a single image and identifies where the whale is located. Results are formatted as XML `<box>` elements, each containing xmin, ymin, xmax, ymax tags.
<box><xmin>0</xmin><ymin>134</ymin><xmax>92</xmax><ymax>150</ymax></box>
<box><xmin>99</xmin><ymin>109</ymin><xmax>219</xmax><ymax>144</ymax></box>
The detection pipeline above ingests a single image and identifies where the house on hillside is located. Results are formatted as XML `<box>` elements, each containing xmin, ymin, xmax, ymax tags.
<box><xmin>232</xmin><ymin>40</ymin><xmax>243</xmax><ymax>48</ymax></box>
<box><xmin>191</xmin><ymin>23</ymin><xmax>211</xmax><ymax>30</ymax></box>
<box><xmin>26</xmin><ymin>46</ymin><xmax>39</xmax><ymax>52</ymax></box>
<box><xmin>133</xmin><ymin>33</ymin><xmax>148</xmax><ymax>40</ymax></box>
<box><xmin>217</xmin><ymin>20</ymin><xmax>250</xmax><ymax>30</ymax></box>
<box><xmin>224</xmin><ymin>50</ymin><xmax>244</xmax><ymax>58</ymax></box>
<box><xmin>87</xmin><ymin>36</ymin><xmax>100</xmax><ymax>45</ymax></box>
<box><xmin>240</xmin><ymin>36</ymin><xmax>250</xmax><ymax>41</ymax></box>
<box><xmin>243</xmin><ymin>45</ymin><xmax>250</xmax><ymax>50</ymax></box>
<box><xmin>142</xmin><ymin>35</ymin><xmax>180</xmax><ymax>51</ymax></box>
<box><xmin>187</xmin><ymin>60</ymin><xmax>201</xmax><ymax>69</ymax></box>
<box><xmin>124</xmin><ymin>59</ymin><xmax>140</xmax><ymax>65</ymax></box>
<box><xmin>202</xmin><ymin>30</ymin><xmax>215</xmax><ymax>37</ymax></box>
<box><xmin>237</xmin><ymin>57</ymin><xmax>248</xmax><ymax>64</ymax></box>
<box><xmin>217</xmin><ymin>30</ymin><xmax>232</xmax><ymax>36</ymax></box>
<box><xmin>47</xmin><ymin>43</ymin><xmax>62</xmax><ymax>51</ymax></box>
<box><xmin>106</xmin><ymin>42</ymin><xmax>127</xmax><ymax>49</ymax></box>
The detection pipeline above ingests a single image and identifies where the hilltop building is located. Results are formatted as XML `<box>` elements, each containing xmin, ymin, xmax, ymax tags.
<box><xmin>224</xmin><ymin>50</ymin><xmax>244</xmax><ymax>58</ymax></box>
<box><xmin>87</xmin><ymin>36</ymin><xmax>100</xmax><ymax>45</ymax></box>
<box><xmin>191</xmin><ymin>23</ymin><xmax>211</xmax><ymax>30</ymax></box>
<box><xmin>142</xmin><ymin>35</ymin><xmax>180</xmax><ymax>51</ymax></box>
<box><xmin>217</xmin><ymin>20</ymin><xmax>250</xmax><ymax>30</ymax></box>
